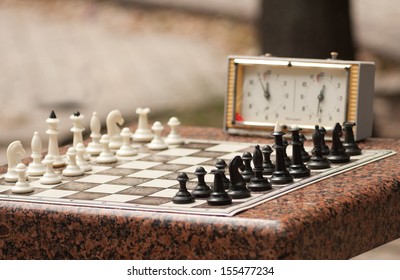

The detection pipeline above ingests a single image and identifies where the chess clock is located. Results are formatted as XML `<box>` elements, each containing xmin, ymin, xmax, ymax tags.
<box><xmin>224</xmin><ymin>53</ymin><xmax>375</xmax><ymax>140</ymax></box>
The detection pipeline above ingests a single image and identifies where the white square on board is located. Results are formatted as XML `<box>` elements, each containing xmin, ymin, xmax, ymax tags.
<box><xmin>94</xmin><ymin>194</ymin><xmax>142</xmax><ymax>203</ymax></box>
<box><xmin>138</xmin><ymin>179</ymin><xmax>178</xmax><ymax>188</ymax></box>
<box><xmin>155</xmin><ymin>148</ymin><xmax>201</xmax><ymax>156</ymax></box>
<box><xmin>31</xmin><ymin>189</ymin><xmax>78</xmax><ymax>198</ymax></box>
<box><xmin>167</xmin><ymin>156</ymin><xmax>211</xmax><ymax>165</ymax></box>
<box><xmin>128</xmin><ymin>170</ymin><xmax>172</xmax><ymax>179</ymax></box>
<box><xmin>85</xmin><ymin>184</ymin><xmax>132</xmax><ymax>194</ymax></box>
<box><xmin>205</xmin><ymin>143</ymin><xmax>250</xmax><ymax>152</ymax></box>
<box><xmin>117</xmin><ymin>161</ymin><xmax>162</xmax><ymax>170</ymax></box>
<box><xmin>75</xmin><ymin>174</ymin><xmax>121</xmax><ymax>184</ymax></box>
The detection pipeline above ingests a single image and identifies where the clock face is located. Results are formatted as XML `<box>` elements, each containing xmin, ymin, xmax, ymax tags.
<box><xmin>237</xmin><ymin>63</ymin><xmax>349</xmax><ymax>129</ymax></box>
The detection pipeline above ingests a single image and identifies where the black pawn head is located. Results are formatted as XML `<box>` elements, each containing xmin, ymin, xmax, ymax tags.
<box><xmin>312</xmin><ymin>125</ymin><xmax>321</xmax><ymax>146</ymax></box>
<box><xmin>177</xmin><ymin>172</ymin><xmax>189</xmax><ymax>184</ymax></box>
<box><xmin>194</xmin><ymin>166</ymin><xmax>207</xmax><ymax>176</ymax></box>
<box><xmin>215</xmin><ymin>159</ymin><xmax>227</xmax><ymax>170</ymax></box>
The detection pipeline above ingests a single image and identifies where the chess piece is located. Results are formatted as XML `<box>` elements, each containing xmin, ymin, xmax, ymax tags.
<box><xmin>327</xmin><ymin>123</ymin><xmax>350</xmax><ymax>163</ymax></box>
<box><xmin>106</xmin><ymin>109</ymin><xmax>124</xmax><ymax>150</ymax></box>
<box><xmin>241</xmin><ymin>152</ymin><xmax>254</xmax><ymax>183</ymax></box>
<box><xmin>307</xmin><ymin>125</ymin><xmax>331</xmax><ymax>170</ymax></box>
<box><xmin>172</xmin><ymin>172</ymin><xmax>195</xmax><ymax>204</ymax></box>
<box><xmin>76</xmin><ymin>143</ymin><xmax>92</xmax><ymax>172</ymax></box>
<box><xmin>270</xmin><ymin>123</ymin><xmax>293</xmax><ymax>185</ymax></box>
<box><xmin>87</xmin><ymin>112</ymin><xmax>103</xmax><ymax>156</ymax></box>
<box><xmin>319</xmin><ymin>127</ymin><xmax>330</xmax><ymax>156</ymax></box>
<box><xmin>288</xmin><ymin>126</ymin><xmax>310</xmax><ymax>178</ymax></box>
<box><xmin>62</xmin><ymin>147</ymin><xmax>84</xmax><ymax>177</ymax></box>
<box><xmin>299</xmin><ymin>133</ymin><xmax>311</xmax><ymax>162</ymax></box>
<box><xmin>132</xmin><ymin>107</ymin><xmax>154</xmax><ymax>142</ymax></box>
<box><xmin>70</xmin><ymin>111</ymin><xmax>90</xmax><ymax>161</ymax></box>
<box><xmin>165</xmin><ymin>116</ymin><xmax>185</xmax><ymax>145</ymax></box>
<box><xmin>116</xmin><ymin>127</ymin><xmax>138</xmax><ymax>157</ymax></box>
<box><xmin>247</xmin><ymin>145</ymin><xmax>272</xmax><ymax>191</ymax></box>
<box><xmin>96</xmin><ymin>135</ymin><xmax>118</xmax><ymax>164</ymax></box>
<box><xmin>215</xmin><ymin>159</ymin><xmax>230</xmax><ymax>189</ymax></box>
<box><xmin>12</xmin><ymin>163</ymin><xmax>34</xmax><ymax>194</ymax></box>
<box><xmin>46</xmin><ymin>110</ymin><xmax>65</xmax><ymax>168</ymax></box>
<box><xmin>147</xmin><ymin>121</ymin><xmax>168</xmax><ymax>150</ymax></box>
<box><xmin>5</xmin><ymin>141</ymin><xmax>26</xmax><ymax>182</ymax></box>
<box><xmin>191</xmin><ymin>167</ymin><xmax>212</xmax><ymax>198</ymax></box>
<box><xmin>40</xmin><ymin>155</ymin><xmax>62</xmax><ymax>185</ymax></box>
<box><xmin>261</xmin><ymin>145</ymin><xmax>275</xmax><ymax>175</ymax></box>
<box><xmin>27</xmin><ymin>131</ymin><xmax>46</xmax><ymax>176</ymax></box>
<box><xmin>343</xmin><ymin>122</ymin><xmax>362</xmax><ymax>156</ymax></box>
<box><xmin>207</xmin><ymin>169</ymin><xmax>232</xmax><ymax>206</ymax></box>
<box><xmin>227</xmin><ymin>156</ymin><xmax>251</xmax><ymax>198</ymax></box>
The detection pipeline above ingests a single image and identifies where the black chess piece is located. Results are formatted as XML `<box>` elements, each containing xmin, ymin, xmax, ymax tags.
<box><xmin>241</xmin><ymin>152</ymin><xmax>254</xmax><ymax>183</ymax></box>
<box><xmin>288</xmin><ymin>127</ymin><xmax>311</xmax><ymax>178</ymax></box>
<box><xmin>283</xmin><ymin>139</ymin><xmax>291</xmax><ymax>167</ymax></box>
<box><xmin>299</xmin><ymin>133</ymin><xmax>311</xmax><ymax>162</ymax></box>
<box><xmin>191</xmin><ymin>166</ymin><xmax>212</xmax><ymax>198</ymax></box>
<box><xmin>215</xmin><ymin>159</ymin><xmax>230</xmax><ymax>190</ymax></box>
<box><xmin>327</xmin><ymin>123</ymin><xmax>350</xmax><ymax>163</ymax></box>
<box><xmin>307</xmin><ymin>125</ymin><xmax>331</xmax><ymax>170</ymax></box>
<box><xmin>248</xmin><ymin>145</ymin><xmax>272</xmax><ymax>191</ymax></box>
<box><xmin>261</xmin><ymin>145</ymin><xmax>275</xmax><ymax>175</ymax></box>
<box><xmin>319</xmin><ymin>127</ymin><xmax>330</xmax><ymax>155</ymax></box>
<box><xmin>270</xmin><ymin>126</ymin><xmax>294</xmax><ymax>185</ymax></box>
<box><xmin>343</xmin><ymin>122</ymin><xmax>362</xmax><ymax>156</ymax></box>
<box><xmin>172</xmin><ymin>172</ymin><xmax>195</xmax><ymax>204</ymax></box>
<box><xmin>207</xmin><ymin>169</ymin><xmax>232</xmax><ymax>206</ymax></box>
<box><xmin>227</xmin><ymin>156</ymin><xmax>251</xmax><ymax>199</ymax></box>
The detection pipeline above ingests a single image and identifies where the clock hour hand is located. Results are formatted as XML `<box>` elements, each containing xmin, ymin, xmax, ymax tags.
<box><xmin>317</xmin><ymin>85</ymin><xmax>325</xmax><ymax>117</ymax></box>
<box><xmin>258</xmin><ymin>74</ymin><xmax>270</xmax><ymax>101</ymax></box>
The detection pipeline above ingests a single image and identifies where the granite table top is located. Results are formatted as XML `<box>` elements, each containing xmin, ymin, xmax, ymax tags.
<box><xmin>0</xmin><ymin>126</ymin><xmax>399</xmax><ymax>259</ymax></box>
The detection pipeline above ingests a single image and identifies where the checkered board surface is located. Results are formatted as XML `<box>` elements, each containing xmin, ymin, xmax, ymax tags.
<box><xmin>0</xmin><ymin>139</ymin><xmax>396</xmax><ymax>216</ymax></box>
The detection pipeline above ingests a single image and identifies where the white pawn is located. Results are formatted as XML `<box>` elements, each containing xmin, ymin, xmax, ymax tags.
<box><xmin>96</xmin><ymin>135</ymin><xmax>118</xmax><ymax>163</ymax></box>
<box><xmin>12</xmin><ymin>163</ymin><xmax>34</xmax><ymax>194</ymax></box>
<box><xmin>27</xmin><ymin>131</ymin><xmax>46</xmax><ymax>176</ymax></box>
<box><xmin>87</xmin><ymin>112</ymin><xmax>103</xmax><ymax>156</ymax></box>
<box><xmin>5</xmin><ymin>141</ymin><xmax>26</xmax><ymax>182</ymax></box>
<box><xmin>76</xmin><ymin>143</ymin><xmax>92</xmax><ymax>172</ymax></box>
<box><xmin>165</xmin><ymin>117</ymin><xmax>184</xmax><ymax>145</ymax></box>
<box><xmin>62</xmin><ymin>147</ymin><xmax>84</xmax><ymax>177</ymax></box>
<box><xmin>116</xmin><ymin>127</ymin><xmax>138</xmax><ymax>157</ymax></box>
<box><xmin>132</xmin><ymin>107</ymin><xmax>154</xmax><ymax>142</ymax></box>
<box><xmin>40</xmin><ymin>155</ymin><xmax>62</xmax><ymax>185</ymax></box>
<box><xmin>147</xmin><ymin>121</ymin><xmax>168</xmax><ymax>150</ymax></box>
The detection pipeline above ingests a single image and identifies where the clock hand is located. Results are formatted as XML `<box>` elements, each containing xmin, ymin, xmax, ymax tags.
<box><xmin>257</xmin><ymin>74</ymin><xmax>270</xmax><ymax>101</ymax></box>
<box><xmin>317</xmin><ymin>85</ymin><xmax>325</xmax><ymax>117</ymax></box>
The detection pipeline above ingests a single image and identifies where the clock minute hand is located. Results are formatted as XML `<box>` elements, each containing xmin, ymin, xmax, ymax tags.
<box><xmin>257</xmin><ymin>74</ymin><xmax>270</xmax><ymax>101</ymax></box>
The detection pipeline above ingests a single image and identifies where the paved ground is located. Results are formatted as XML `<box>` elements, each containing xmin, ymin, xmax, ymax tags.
<box><xmin>0</xmin><ymin>0</ymin><xmax>400</xmax><ymax>259</ymax></box>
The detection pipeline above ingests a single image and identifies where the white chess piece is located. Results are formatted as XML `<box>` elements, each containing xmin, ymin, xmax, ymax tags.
<box><xmin>5</xmin><ymin>141</ymin><xmax>26</xmax><ymax>182</ymax></box>
<box><xmin>27</xmin><ymin>131</ymin><xmax>46</xmax><ymax>176</ymax></box>
<box><xmin>12</xmin><ymin>163</ymin><xmax>34</xmax><ymax>194</ymax></box>
<box><xmin>46</xmin><ymin>110</ymin><xmax>66</xmax><ymax>167</ymax></box>
<box><xmin>116</xmin><ymin>127</ymin><xmax>138</xmax><ymax>157</ymax></box>
<box><xmin>76</xmin><ymin>143</ymin><xmax>92</xmax><ymax>172</ymax></box>
<box><xmin>147</xmin><ymin>121</ymin><xmax>168</xmax><ymax>150</ymax></box>
<box><xmin>70</xmin><ymin>111</ymin><xmax>90</xmax><ymax>161</ymax></box>
<box><xmin>96</xmin><ymin>135</ymin><xmax>118</xmax><ymax>163</ymax></box>
<box><xmin>40</xmin><ymin>155</ymin><xmax>62</xmax><ymax>185</ymax></box>
<box><xmin>165</xmin><ymin>117</ymin><xmax>184</xmax><ymax>145</ymax></box>
<box><xmin>106</xmin><ymin>109</ymin><xmax>124</xmax><ymax>150</ymax></box>
<box><xmin>132</xmin><ymin>107</ymin><xmax>154</xmax><ymax>142</ymax></box>
<box><xmin>62</xmin><ymin>147</ymin><xmax>84</xmax><ymax>177</ymax></box>
<box><xmin>87</xmin><ymin>112</ymin><xmax>103</xmax><ymax>156</ymax></box>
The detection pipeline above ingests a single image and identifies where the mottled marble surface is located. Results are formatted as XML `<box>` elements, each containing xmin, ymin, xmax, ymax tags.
<box><xmin>1</xmin><ymin>127</ymin><xmax>399</xmax><ymax>259</ymax></box>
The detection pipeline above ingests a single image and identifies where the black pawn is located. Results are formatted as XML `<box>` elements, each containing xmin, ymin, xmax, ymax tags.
<box><xmin>227</xmin><ymin>156</ymin><xmax>251</xmax><ymax>199</ymax></box>
<box><xmin>207</xmin><ymin>169</ymin><xmax>232</xmax><ymax>206</ymax></box>
<box><xmin>191</xmin><ymin>167</ymin><xmax>212</xmax><ymax>198</ymax></box>
<box><xmin>241</xmin><ymin>152</ymin><xmax>254</xmax><ymax>183</ymax></box>
<box><xmin>282</xmin><ymin>140</ymin><xmax>291</xmax><ymax>167</ymax></box>
<box><xmin>307</xmin><ymin>125</ymin><xmax>331</xmax><ymax>170</ymax></box>
<box><xmin>261</xmin><ymin>145</ymin><xmax>275</xmax><ymax>175</ymax></box>
<box><xmin>319</xmin><ymin>127</ymin><xmax>330</xmax><ymax>156</ymax></box>
<box><xmin>172</xmin><ymin>172</ymin><xmax>195</xmax><ymax>204</ymax></box>
<box><xmin>343</xmin><ymin>122</ymin><xmax>362</xmax><ymax>156</ymax></box>
<box><xmin>215</xmin><ymin>159</ymin><xmax>230</xmax><ymax>190</ymax></box>
<box><xmin>327</xmin><ymin>123</ymin><xmax>350</xmax><ymax>163</ymax></box>
<box><xmin>270</xmin><ymin>128</ymin><xmax>294</xmax><ymax>185</ymax></box>
<box><xmin>299</xmin><ymin>133</ymin><xmax>311</xmax><ymax>162</ymax></box>
<box><xmin>289</xmin><ymin>127</ymin><xmax>311</xmax><ymax>178</ymax></box>
<box><xmin>248</xmin><ymin>145</ymin><xmax>272</xmax><ymax>191</ymax></box>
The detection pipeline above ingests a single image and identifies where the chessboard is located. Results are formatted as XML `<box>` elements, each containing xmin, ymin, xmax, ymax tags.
<box><xmin>0</xmin><ymin>138</ymin><xmax>395</xmax><ymax>216</ymax></box>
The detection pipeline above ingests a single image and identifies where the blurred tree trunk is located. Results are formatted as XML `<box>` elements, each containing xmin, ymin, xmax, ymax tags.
<box><xmin>258</xmin><ymin>0</ymin><xmax>355</xmax><ymax>60</ymax></box>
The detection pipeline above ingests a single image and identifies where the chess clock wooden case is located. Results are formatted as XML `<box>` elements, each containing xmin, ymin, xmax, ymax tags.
<box><xmin>224</xmin><ymin>54</ymin><xmax>375</xmax><ymax>140</ymax></box>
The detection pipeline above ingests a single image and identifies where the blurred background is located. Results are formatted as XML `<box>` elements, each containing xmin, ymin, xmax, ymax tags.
<box><xmin>1</xmin><ymin>0</ymin><xmax>400</xmax><ymax>259</ymax></box>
